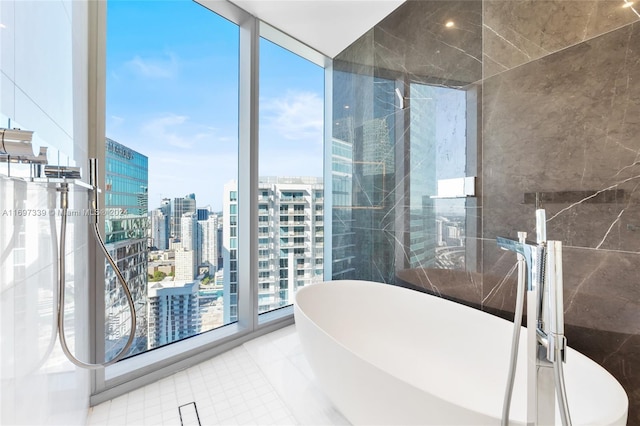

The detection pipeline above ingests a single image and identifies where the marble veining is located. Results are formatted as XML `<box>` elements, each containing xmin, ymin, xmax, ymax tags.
<box><xmin>483</xmin><ymin>22</ymin><xmax>640</xmax><ymax>252</ymax></box>
<box><xmin>373</xmin><ymin>0</ymin><xmax>482</xmax><ymax>85</ymax></box>
<box><xmin>482</xmin><ymin>21</ymin><xmax>640</xmax><ymax>423</ymax></box>
<box><xmin>483</xmin><ymin>0</ymin><xmax>640</xmax><ymax>79</ymax></box>
<box><xmin>335</xmin><ymin>0</ymin><xmax>639</xmax><ymax>422</ymax></box>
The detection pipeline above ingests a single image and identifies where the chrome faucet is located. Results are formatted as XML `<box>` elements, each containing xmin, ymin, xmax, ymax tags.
<box><xmin>496</xmin><ymin>236</ymin><xmax>544</xmax><ymax>293</ymax></box>
<box><xmin>498</xmin><ymin>209</ymin><xmax>572</xmax><ymax>426</ymax></box>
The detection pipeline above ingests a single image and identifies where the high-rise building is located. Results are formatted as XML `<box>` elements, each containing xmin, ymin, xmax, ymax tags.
<box><xmin>171</xmin><ymin>194</ymin><xmax>196</xmax><ymax>239</ymax></box>
<box><xmin>175</xmin><ymin>248</ymin><xmax>195</xmax><ymax>281</ymax></box>
<box><xmin>407</xmin><ymin>83</ymin><xmax>439</xmax><ymax>269</ymax></box>
<box><xmin>222</xmin><ymin>182</ymin><xmax>238</xmax><ymax>323</ymax></box>
<box><xmin>199</xmin><ymin>215</ymin><xmax>218</xmax><ymax>270</ymax></box>
<box><xmin>361</xmin><ymin>118</ymin><xmax>393</xmax><ymax>177</ymax></box>
<box><xmin>180</xmin><ymin>213</ymin><xmax>196</xmax><ymax>251</ymax></box>
<box><xmin>223</xmin><ymin>177</ymin><xmax>324</xmax><ymax>324</ymax></box>
<box><xmin>160</xmin><ymin>198</ymin><xmax>171</xmax><ymax>216</ymax></box>
<box><xmin>150</xmin><ymin>208</ymin><xmax>168</xmax><ymax>250</ymax></box>
<box><xmin>331</xmin><ymin>76</ymin><xmax>397</xmax><ymax>283</ymax></box>
<box><xmin>196</xmin><ymin>208</ymin><xmax>209</xmax><ymax>221</ymax></box>
<box><xmin>331</xmin><ymin>120</ymin><xmax>356</xmax><ymax>280</ymax></box>
<box><xmin>181</xmin><ymin>212</ymin><xmax>200</xmax><ymax>268</ymax></box>
<box><xmin>159</xmin><ymin>198</ymin><xmax>171</xmax><ymax>248</ymax></box>
<box><xmin>147</xmin><ymin>279</ymin><xmax>200</xmax><ymax>349</ymax></box>
<box><xmin>104</xmin><ymin>137</ymin><xmax>149</xmax><ymax>359</ymax></box>
<box><xmin>216</xmin><ymin>215</ymin><xmax>224</xmax><ymax>270</ymax></box>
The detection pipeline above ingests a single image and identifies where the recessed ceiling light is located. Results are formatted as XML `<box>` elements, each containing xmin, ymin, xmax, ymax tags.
<box><xmin>445</xmin><ymin>21</ymin><xmax>455</xmax><ymax>28</ymax></box>
<box><xmin>0</xmin><ymin>24</ymin><xmax>6</xmax><ymax>29</ymax></box>
<box><xmin>344</xmin><ymin>105</ymin><xmax>350</xmax><ymax>109</ymax></box>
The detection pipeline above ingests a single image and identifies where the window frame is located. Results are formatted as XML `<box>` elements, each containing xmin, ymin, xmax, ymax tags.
<box><xmin>88</xmin><ymin>0</ymin><xmax>331</xmax><ymax>404</ymax></box>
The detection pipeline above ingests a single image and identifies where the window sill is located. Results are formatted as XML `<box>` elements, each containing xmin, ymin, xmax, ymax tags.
<box><xmin>92</xmin><ymin>312</ymin><xmax>295</xmax><ymax>406</ymax></box>
<box><xmin>105</xmin><ymin>322</ymin><xmax>243</xmax><ymax>382</ymax></box>
<box><xmin>258</xmin><ymin>304</ymin><xmax>293</xmax><ymax>325</ymax></box>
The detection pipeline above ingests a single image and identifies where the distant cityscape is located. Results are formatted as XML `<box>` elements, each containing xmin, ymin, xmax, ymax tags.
<box><xmin>103</xmin><ymin>98</ymin><xmax>468</xmax><ymax>359</ymax></box>
<box><xmin>103</xmin><ymin>138</ymin><xmax>324</xmax><ymax>359</ymax></box>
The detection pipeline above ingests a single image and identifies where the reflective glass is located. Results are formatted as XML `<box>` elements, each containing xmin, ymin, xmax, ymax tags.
<box><xmin>105</xmin><ymin>1</ymin><xmax>239</xmax><ymax>359</ymax></box>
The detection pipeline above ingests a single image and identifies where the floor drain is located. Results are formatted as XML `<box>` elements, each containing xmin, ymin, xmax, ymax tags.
<box><xmin>178</xmin><ymin>402</ymin><xmax>201</xmax><ymax>426</ymax></box>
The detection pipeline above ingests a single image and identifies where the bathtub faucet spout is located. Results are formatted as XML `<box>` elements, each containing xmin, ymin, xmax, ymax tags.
<box><xmin>496</xmin><ymin>236</ymin><xmax>544</xmax><ymax>292</ymax></box>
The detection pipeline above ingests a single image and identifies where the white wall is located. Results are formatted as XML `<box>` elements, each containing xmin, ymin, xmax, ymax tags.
<box><xmin>0</xmin><ymin>1</ymin><xmax>91</xmax><ymax>424</ymax></box>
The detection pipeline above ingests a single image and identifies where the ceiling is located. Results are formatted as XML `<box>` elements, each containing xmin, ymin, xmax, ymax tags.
<box><xmin>227</xmin><ymin>0</ymin><xmax>406</xmax><ymax>58</ymax></box>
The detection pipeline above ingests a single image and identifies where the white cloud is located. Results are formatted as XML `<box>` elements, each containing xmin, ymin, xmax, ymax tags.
<box><xmin>261</xmin><ymin>91</ymin><xmax>323</xmax><ymax>142</ymax></box>
<box><xmin>139</xmin><ymin>114</ymin><xmax>226</xmax><ymax>150</ymax></box>
<box><xmin>109</xmin><ymin>115</ymin><xmax>125</xmax><ymax>128</ymax></box>
<box><xmin>125</xmin><ymin>52</ymin><xmax>179</xmax><ymax>79</ymax></box>
<box><xmin>140</xmin><ymin>114</ymin><xmax>194</xmax><ymax>148</ymax></box>
<box><xmin>259</xmin><ymin>149</ymin><xmax>322</xmax><ymax>178</ymax></box>
<box><xmin>109</xmin><ymin>111</ymin><xmax>239</xmax><ymax>209</ymax></box>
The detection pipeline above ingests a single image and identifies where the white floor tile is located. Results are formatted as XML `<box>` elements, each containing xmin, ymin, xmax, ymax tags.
<box><xmin>87</xmin><ymin>325</ymin><xmax>349</xmax><ymax>426</ymax></box>
<box><xmin>107</xmin><ymin>414</ymin><xmax>126</xmax><ymax>426</ymax></box>
<box><xmin>88</xmin><ymin>404</ymin><xmax>110</xmax><ymax>422</ymax></box>
<box><xmin>142</xmin><ymin>413</ymin><xmax>162</xmax><ymax>425</ymax></box>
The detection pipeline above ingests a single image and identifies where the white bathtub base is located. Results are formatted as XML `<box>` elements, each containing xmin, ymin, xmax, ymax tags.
<box><xmin>294</xmin><ymin>280</ymin><xmax>628</xmax><ymax>426</ymax></box>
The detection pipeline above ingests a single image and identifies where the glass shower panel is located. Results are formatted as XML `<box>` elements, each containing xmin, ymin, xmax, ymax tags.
<box><xmin>105</xmin><ymin>1</ymin><xmax>239</xmax><ymax>360</ymax></box>
<box><xmin>408</xmin><ymin>83</ymin><xmax>468</xmax><ymax>271</ymax></box>
<box><xmin>331</xmin><ymin>63</ymin><xmax>398</xmax><ymax>283</ymax></box>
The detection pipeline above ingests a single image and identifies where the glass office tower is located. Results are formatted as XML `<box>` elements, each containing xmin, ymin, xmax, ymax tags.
<box><xmin>104</xmin><ymin>137</ymin><xmax>149</xmax><ymax>359</ymax></box>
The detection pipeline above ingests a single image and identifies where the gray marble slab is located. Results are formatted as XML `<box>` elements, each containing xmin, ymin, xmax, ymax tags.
<box><xmin>484</xmin><ymin>0</ymin><xmax>640</xmax><ymax>78</ymax></box>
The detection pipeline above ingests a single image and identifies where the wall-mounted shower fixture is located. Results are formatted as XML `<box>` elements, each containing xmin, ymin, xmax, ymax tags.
<box><xmin>0</xmin><ymin>128</ymin><xmax>49</xmax><ymax>178</ymax></box>
<box><xmin>0</xmin><ymin>130</ymin><xmax>134</xmax><ymax>368</ymax></box>
<box><xmin>53</xmin><ymin>158</ymin><xmax>137</xmax><ymax>369</ymax></box>
<box><xmin>0</xmin><ymin>128</ymin><xmax>35</xmax><ymax>159</ymax></box>
<box><xmin>44</xmin><ymin>165</ymin><xmax>82</xmax><ymax>180</ymax></box>
<box><xmin>395</xmin><ymin>88</ymin><xmax>407</xmax><ymax>110</ymax></box>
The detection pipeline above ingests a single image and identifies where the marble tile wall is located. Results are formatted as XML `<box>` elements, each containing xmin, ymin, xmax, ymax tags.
<box><xmin>483</xmin><ymin>0</ymin><xmax>640</xmax><ymax>79</ymax></box>
<box><xmin>0</xmin><ymin>1</ymin><xmax>91</xmax><ymax>424</ymax></box>
<box><xmin>334</xmin><ymin>0</ymin><xmax>640</xmax><ymax>423</ymax></box>
<box><xmin>375</xmin><ymin>0</ymin><xmax>482</xmax><ymax>85</ymax></box>
<box><xmin>482</xmin><ymin>20</ymin><xmax>640</xmax><ymax>423</ymax></box>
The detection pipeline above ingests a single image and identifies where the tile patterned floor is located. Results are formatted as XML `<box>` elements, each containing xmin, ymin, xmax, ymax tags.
<box><xmin>86</xmin><ymin>325</ymin><xmax>349</xmax><ymax>425</ymax></box>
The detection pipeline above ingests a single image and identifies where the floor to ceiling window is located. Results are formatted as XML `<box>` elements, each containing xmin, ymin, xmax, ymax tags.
<box><xmin>92</xmin><ymin>0</ymin><xmax>328</xmax><ymax>404</ymax></box>
<box><xmin>104</xmin><ymin>0</ymin><xmax>239</xmax><ymax>360</ymax></box>
<box><xmin>257</xmin><ymin>37</ymin><xmax>324</xmax><ymax>314</ymax></box>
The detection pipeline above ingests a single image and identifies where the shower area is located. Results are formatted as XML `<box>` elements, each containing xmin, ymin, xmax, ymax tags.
<box><xmin>330</xmin><ymin>1</ymin><xmax>640</xmax><ymax>424</ymax></box>
<box><xmin>0</xmin><ymin>1</ymin><xmax>92</xmax><ymax>423</ymax></box>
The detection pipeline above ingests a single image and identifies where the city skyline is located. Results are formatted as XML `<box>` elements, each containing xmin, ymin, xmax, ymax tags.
<box><xmin>106</xmin><ymin>1</ymin><xmax>324</xmax><ymax>211</ymax></box>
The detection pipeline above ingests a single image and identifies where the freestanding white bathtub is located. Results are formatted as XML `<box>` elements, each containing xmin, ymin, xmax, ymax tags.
<box><xmin>294</xmin><ymin>280</ymin><xmax>628</xmax><ymax>425</ymax></box>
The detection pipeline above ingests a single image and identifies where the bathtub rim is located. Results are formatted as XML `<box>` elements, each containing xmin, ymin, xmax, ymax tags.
<box><xmin>294</xmin><ymin>280</ymin><xmax>522</xmax><ymax>422</ymax></box>
<box><xmin>294</xmin><ymin>298</ymin><xmax>500</xmax><ymax>425</ymax></box>
<box><xmin>294</xmin><ymin>279</ymin><xmax>629</xmax><ymax>425</ymax></box>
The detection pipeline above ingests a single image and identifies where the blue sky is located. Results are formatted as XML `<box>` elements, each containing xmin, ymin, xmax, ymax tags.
<box><xmin>106</xmin><ymin>0</ymin><xmax>324</xmax><ymax>211</ymax></box>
